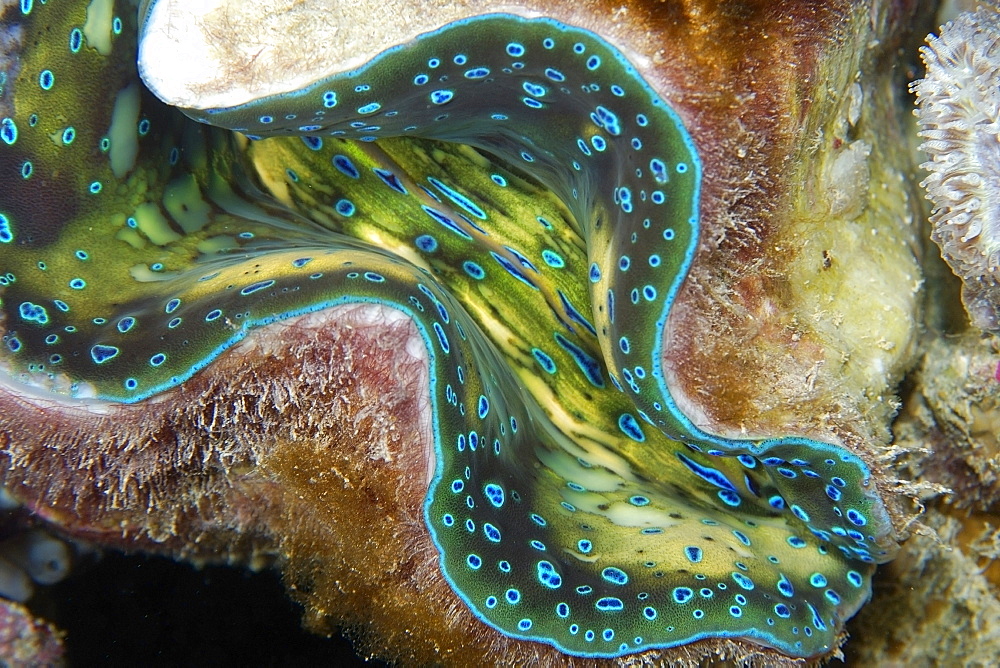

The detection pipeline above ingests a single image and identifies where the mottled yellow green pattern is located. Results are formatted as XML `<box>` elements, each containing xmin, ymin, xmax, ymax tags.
<box><xmin>0</xmin><ymin>1</ymin><xmax>894</xmax><ymax>658</ymax></box>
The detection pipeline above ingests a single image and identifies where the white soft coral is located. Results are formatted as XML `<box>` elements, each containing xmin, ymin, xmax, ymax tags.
<box><xmin>913</xmin><ymin>4</ymin><xmax>1000</xmax><ymax>330</ymax></box>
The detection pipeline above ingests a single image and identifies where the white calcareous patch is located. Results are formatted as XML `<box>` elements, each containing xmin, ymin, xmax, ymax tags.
<box><xmin>825</xmin><ymin>139</ymin><xmax>872</xmax><ymax>220</ymax></box>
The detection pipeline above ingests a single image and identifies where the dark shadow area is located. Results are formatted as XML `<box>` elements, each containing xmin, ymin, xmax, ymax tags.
<box><xmin>37</xmin><ymin>552</ymin><xmax>379</xmax><ymax>667</ymax></box>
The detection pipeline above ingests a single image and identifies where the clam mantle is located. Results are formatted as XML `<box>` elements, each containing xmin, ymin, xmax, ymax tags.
<box><xmin>0</xmin><ymin>0</ymin><xmax>923</xmax><ymax>664</ymax></box>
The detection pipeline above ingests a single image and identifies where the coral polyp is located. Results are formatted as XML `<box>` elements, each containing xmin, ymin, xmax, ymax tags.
<box><xmin>913</xmin><ymin>5</ymin><xmax>1000</xmax><ymax>330</ymax></box>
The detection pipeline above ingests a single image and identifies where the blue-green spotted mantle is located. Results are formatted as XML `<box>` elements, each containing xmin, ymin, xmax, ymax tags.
<box><xmin>0</xmin><ymin>1</ymin><xmax>895</xmax><ymax>659</ymax></box>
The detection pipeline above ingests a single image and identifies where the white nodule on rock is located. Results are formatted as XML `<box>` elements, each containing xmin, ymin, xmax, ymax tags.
<box><xmin>0</xmin><ymin>555</ymin><xmax>33</xmax><ymax>602</ymax></box>
<box><xmin>847</xmin><ymin>82</ymin><xmax>863</xmax><ymax>127</ymax></box>
<box><xmin>825</xmin><ymin>140</ymin><xmax>872</xmax><ymax>220</ymax></box>
<box><xmin>2</xmin><ymin>529</ymin><xmax>72</xmax><ymax>586</ymax></box>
